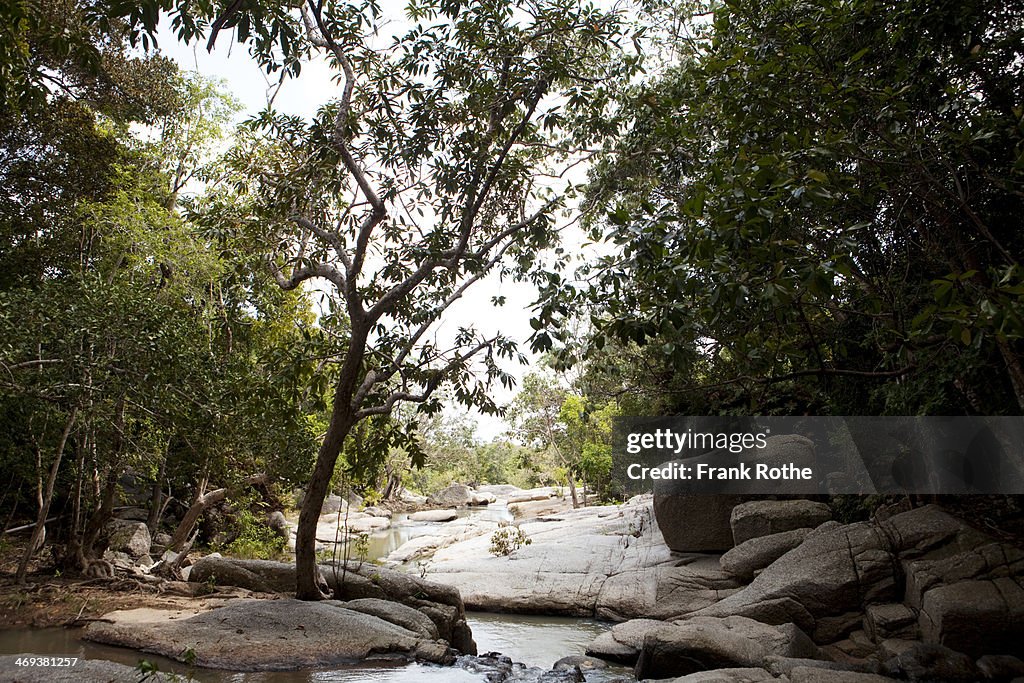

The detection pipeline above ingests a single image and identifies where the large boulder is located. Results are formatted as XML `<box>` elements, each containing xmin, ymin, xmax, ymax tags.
<box><xmin>720</xmin><ymin>528</ymin><xmax>813</xmax><ymax>580</ymax></box>
<box><xmin>0</xmin><ymin>655</ymin><xmax>180</xmax><ymax>682</ymax></box>
<box><xmin>693</xmin><ymin>506</ymin><xmax>991</xmax><ymax>638</ymax></box>
<box><xmin>652</xmin><ymin>435</ymin><xmax>818</xmax><ymax>552</ymax></box>
<box><xmin>190</xmin><ymin>557</ymin><xmax>302</xmax><ymax>593</ymax></box>
<box><xmin>653</xmin><ymin>494</ymin><xmax>749</xmax><ymax>553</ymax></box>
<box><xmin>104</xmin><ymin>519</ymin><xmax>152</xmax><ymax>558</ymax></box>
<box><xmin>633</xmin><ymin>615</ymin><xmax>817</xmax><ymax>680</ymax></box>
<box><xmin>83</xmin><ymin>599</ymin><xmax>452</xmax><ymax>670</ymax></box>
<box><xmin>729</xmin><ymin>500</ymin><xmax>832</xmax><ymax>545</ymax></box>
<box><xmin>918</xmin><ymin>578</ymin><xmax>1024</xmax><ymax>658</ymax></box>
<box><xmin>429</xmin><ymin>484</ymin><xmax>473</xmax><ymax>507</ymax></box>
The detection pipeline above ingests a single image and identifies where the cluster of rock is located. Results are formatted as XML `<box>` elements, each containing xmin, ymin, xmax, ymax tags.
<box><xmin>83</xmin><ymin>557</ymin><xmax>479</xmax><ymax>671</ymax></box>
<box><xmin>585</xmin><ymin>498</ymin><xmax>1024</xmax><ymax>682</ymax></box>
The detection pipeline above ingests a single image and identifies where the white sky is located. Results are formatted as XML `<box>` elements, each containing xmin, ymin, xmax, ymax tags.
<box><xmin>155</xmin><ymin>10</ymin><xmax>587</xmax><ymax>440</ymax></box>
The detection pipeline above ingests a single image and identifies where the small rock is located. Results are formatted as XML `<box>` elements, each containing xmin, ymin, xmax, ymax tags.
<box><xmin>865</xmin><ymin>603</ymin><xmax>918</xmax><ymax>642</ymax></box>
<box><xmin>364</xmin><ymin>506</ymin><xmax>392</xmax><ymax>518</ymax></box>
<box><xmin>104</xmin><ymin>519</ymin><xmax>152</xmax><ymax>558</ymax></box>
<box><xmin>553</xmin><ymin>655</ymin><xmax>606</xmax><ymax>671</ymax></box>
<box><xmin>669</xmin><ymin>668</ymin><xmax>776</xmax><ymax>682</ymax></box>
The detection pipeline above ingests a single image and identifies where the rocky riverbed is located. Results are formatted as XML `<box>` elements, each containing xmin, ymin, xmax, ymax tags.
<box><xmin>5</xmin><ymin>478</ymin><xmax>1023</xmax><ymax>682</ymax></box>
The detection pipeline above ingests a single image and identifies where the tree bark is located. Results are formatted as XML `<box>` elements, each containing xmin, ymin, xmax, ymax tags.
<box><xmin>17</xmin><ymin>408</ymin><xmax>77</xmax><ymax>583</ymax></box>
<box><xmin>294</xmin><ymin>411</ymin><xmax>353</xmax><ymax>600</ymax></box>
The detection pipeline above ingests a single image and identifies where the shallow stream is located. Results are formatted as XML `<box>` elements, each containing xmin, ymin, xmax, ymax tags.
<box><xmin>0</xmin><ymin>613</ymin><xmax>632</xmax><ymax>682</ymax></box>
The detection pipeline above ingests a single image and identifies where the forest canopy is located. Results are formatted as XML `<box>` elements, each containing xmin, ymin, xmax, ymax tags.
<box><xmin>1</xmin><ymin>0</ymin><xmax>1021</xmax><ymax>594</ymax></box>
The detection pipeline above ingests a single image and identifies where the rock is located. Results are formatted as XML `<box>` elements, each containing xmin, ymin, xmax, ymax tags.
<box><xmin>104</xmin><ymin>520</ymin><xmax>152</xmax><ymax>558</ymax></box>
<box><xmin>883</xmin><ymin>642</ymin><xmax>980</xmax><ymax>682</ymax></box>
<box><xmin>918</xmin><ymin>578</ymin><xmax>1024</xmax><ymax>658</ymax></box>
<box><xmin>553</xmin><ymin>655</ymin><xmax>606</xmax><ymax>671</ymax></box>
<box><xmin>864</xmin><ymin>603</ymin><xmax>918</xmax><ymax>642</ymax></box>
<box><xmin>114</xmin><ymin>507</ymin><xmax>149</xmax><ymax>521</ymax></box>
<box><xmin>669</xmin><ymin>669</ymin><xmax>776</xmax><ymax>682</ymax></box>
<box><xmin>411</xmin><ymin>509</ymin><xmax>460</xmax><ymax>522</ymax></box>
<box><xmin>507</xmin><ymin>489</ymin><xmax>556</xmax><ymax>504</ymax></box>
<box><xmin>400</xmin><ymin>490</ymin><xmax>429</xmax><ymax>505</ymax></box>
<box><xmin>585</xmin><ymin>631</ymin><xmax>640</xmax><ymax>664</ymax></box>
<box><xmin>0</xmin><ymin>654</ymin><xmax>180</xmax><ymax>682</ymax></box>
<box><xmin>83</xmin><ymin>599</ymin><xmax>452</xmax><ymax>670</ymax></box>
<box><xmin>346</xmin><ymin>516</ymin><xmax>391</xmax><ymax>533</ymax></box>
<box><xmin>190</xmin><ymin>556</ymin><xmax>305</xmax><ymax>593</ymax></box>
<box><xmin>720</xmin><ymin>528</ymin><xmax>812</xmax><ymax>580</ymax></box>
<box><xmin>977</xmin><ymin>654</ymin><xmax>1024</xmax><ymax>680</ymax></box>
<box><xmin>654</xmin><ymin>494</ymin><xmax>750</xmax><ymax>553</ymax></box>
<box><xmin>730</xmin><ymin>500</ymin><xmax>832</xmax><ymax>545</ymax></box>
<box><xmin>364</xmin><ymin>506</ymin><xmax>392</xmax><ymax>518</ymax></box>
<box><xmin>469</xmin><ymin>492</ymin><xmax>495</xmax><ymax>506</ymax></box>
<box><xmin>154</xmin><ymin>532</ymin><xmax>172</xmax><ymax>547</ymax></box>
<box><xmin>267</xmin><ymin>511</ymin><xmax>289</xmax><ymax>540</ymax></box>
<box><xmin>429</xmin><ymin>484</ymin><xmax>473</xmax><ymax>507</ymax></box>
<box><xmin>789</xmin><ymin>668</ymin><xmax>893</xmax><ymax>682</ymax></box>
<box><xmin>812</xmin><ymin>612</ymin><xmax>863</xmax><ymax>643</ymax></box>
<box><xmin>475</xmin><ymin>484</ymin><xmax>523</xmax><ymax>497</ymax></box>
<box><xmin>633</xmin><ymin>615</ymin><xmax>817</xmax><ymax>679</ymax></box>
<box><xmin>694</xmin><ymin>507</ymin><xmax>973</xmax><ymax>634</ymax></box>
<box><xmin>765</xmin><ymin>655</ymin><xmax>884</xmax><ymax>678</ymax></box>
<box><xmin>340</xmin><ymin>597</ymin><xmax>439</xmax><ymax>639</ymax></box>
<box><xmin>320</xmin><ymin>494</ymin><xmax>346</xmax><ymax>515</ymax></box>
<box><xmin>903</xmin><ymin>543</ymin><xmax>1024</xmax><ymax>608</ymax></box>
<box><xmin>322</xmin><ymin>561</ymin><xmax>477</xmax><ymax>655</ymax></box>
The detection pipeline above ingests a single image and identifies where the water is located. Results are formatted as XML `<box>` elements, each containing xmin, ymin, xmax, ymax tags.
<box><xmin>0</xmin><ymin>613</ymin><xmax>631</xmax><ymax>682</ymax></box>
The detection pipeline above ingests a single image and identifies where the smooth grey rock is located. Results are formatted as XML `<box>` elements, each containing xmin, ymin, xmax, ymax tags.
<box><xmin>654</xmin><ymin>494</ymin><xmax>750</xmax><ymax>553</ymax></box>
<box><xmin>104</xmin><ymin>519</ymin><xmax>151</xmax><ymax>558</ymax></box>
<box><xmin>83</xmin><ymin>599</ymin><xmax>451</xmax><ymax>670</ymax></box>
<box><xmin>730</xmin><ymin>500</ymin><xmax>832</xmax><ymax>545</ymax></box>
<box><xmin>190</xmin><ymin>557</ymin><xmax>306</xmax><ymax>593</ymax></box>
<box><xmin>813</xmin><ymin>611</ymin><xmax>863</xmax><ymax>644</ymax></box>
<box><xmin>341</xmin><ymin>597</ymin><xmax>439</xmax><ymax>639</ymax></box>
<box><xmin>634</xmin><ymin>615</ymin><xmax>816</xmax><ymax>679</ymax></box>
<box><xmin>765</xmin><ymin>655</ymin><xmax>884</xmax><ymax>678</ymax></box>
<box><xmin>553</xmin><ymin>655</ymin><xmax>606</xmax><ymax>671</ymax></box>
<box><xmin>411</xmin><ymin>509</ymin><xmax>460</xmax><ymax>522</ymax></box>
<box><xmin>585</xmin><ymin>631</ymin><xmax>639</xmax><ymax>664</ymax></box>
<box><xmin>267</xmin><ymin>511</ymin><xmax>288</xmax><ymax>540</ymax></box>
<box><xmin>429</xmin><ymin>484</ymin><xmax>473</xmax><ymax>507</ymax></box>
<box><xmin>720</xmin><ymin>528</ymin><xmax>812</xmax><ymax>580</ymax></box>
<box><xmin>364</xmin><ymin>506</ymin><xmax>392</xmax><ymax>518</ymax></box>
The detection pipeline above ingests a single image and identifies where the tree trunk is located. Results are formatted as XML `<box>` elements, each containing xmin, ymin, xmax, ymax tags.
<box><xmin>167</xmin><ymin>473</ymin><xmax>268</xmax><ymax>552</ymax></box>
<box><xmin>295</xmin><ymin>411</ymin><xmax>353</xmax><ymax>600</ymax></box>
<box><xmin>567</xmin><ymin>473</ymin><xmax>579</xmax><ymax>509</ymax></box>
<box><xmin>17</xmin><ymin>408</ymin><xmax>77</xmax><ymax>583</ymax></box>
<box><xmin>147</xmin><ymin>442</ymin><xmax>169</xmax><ymax>533</ymax></box>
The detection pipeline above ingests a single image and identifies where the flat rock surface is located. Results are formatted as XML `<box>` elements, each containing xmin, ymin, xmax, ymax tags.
<box><xmin>82</xmin><ymin>599</ymin><xmax>450</xmax><ymax>670</ymax></box>
<box><xmin>422</xmin><ymin>496</ymin><xmax>732</xmax><ymax>619</ymax></box>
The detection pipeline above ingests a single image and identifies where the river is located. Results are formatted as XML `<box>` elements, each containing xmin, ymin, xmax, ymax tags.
<box><xmin>0</xmin><ymin>504</ymin><xmax>635</xmax><ymax>681</ymax></box>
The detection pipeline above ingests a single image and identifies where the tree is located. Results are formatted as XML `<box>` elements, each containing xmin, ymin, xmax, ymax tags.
<box><xmin>568</xmin><ymin>0</ymin><xmax>1024</xmax><ymax>416</ymax></box>
<box><xmin>106</xmin><ymin>0</ymin><xmax>636</xmax><ymax>598</ymax></box>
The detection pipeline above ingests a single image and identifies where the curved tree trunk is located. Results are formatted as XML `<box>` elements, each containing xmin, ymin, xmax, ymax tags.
<box><xmin>294</xmin><ymin>411</ymin><xmax>353</xmax><ymax>600</ymax></box>
<box><xmin>17</xmin><ymin>407</ymin><xmax>77</xmax><ymax>583</ymax></box>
